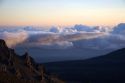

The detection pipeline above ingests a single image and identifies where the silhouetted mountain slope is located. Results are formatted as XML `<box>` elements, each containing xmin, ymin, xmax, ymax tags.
<box><xmin>45</xmin><ymin>48</ymin><xmax>125</xmax><ymax>83</ymax></box>
<box><xmin>0</xmin><ymin>39</ymin><xmax>64</xmax><ymax>83</ymax></box>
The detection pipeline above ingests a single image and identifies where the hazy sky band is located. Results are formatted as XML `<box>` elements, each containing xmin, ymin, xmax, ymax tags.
<box><xmin>0</xmin><ymin>0</ymin><xmax>125</xmax><ymax>26</ymax></box>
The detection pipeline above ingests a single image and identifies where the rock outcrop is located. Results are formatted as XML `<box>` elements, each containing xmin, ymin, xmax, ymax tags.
<box><xmin>0</xmin><ymin>39</ymin><xmax>65</xmax><ymax>83</ymax></box>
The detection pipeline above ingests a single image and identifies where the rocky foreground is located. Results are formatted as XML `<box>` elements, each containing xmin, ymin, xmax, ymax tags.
<box><xmin>0</xmin><ymin>39</ymin><xmax>65</xmax><ymax>83</ymax></box>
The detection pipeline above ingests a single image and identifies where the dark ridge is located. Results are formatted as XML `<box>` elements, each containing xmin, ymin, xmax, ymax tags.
<box><xmin>44</xmin><ymin>48</ymin><xmax>125</xmax><ymax>83</ymax></box>
<box><xmin>0</xmin><ymin>39</ymin><xmax>65</xmax><ymax>83</ymax></box>
<box><xmin>0</xmin><ymin>39</ymin><xmax>7</xmax><ymax>47</ymax></box>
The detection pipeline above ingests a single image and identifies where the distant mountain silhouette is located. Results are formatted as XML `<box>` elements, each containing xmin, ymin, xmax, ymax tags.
<box><xmin>45</xmin><ymin>48</ymin><xmax>125</xmax><ymax>83</ymax></box>
<box><xmin>0</xmin><ymin>39</ymin><xmax>64</xmax><ymax>83</ymax></box>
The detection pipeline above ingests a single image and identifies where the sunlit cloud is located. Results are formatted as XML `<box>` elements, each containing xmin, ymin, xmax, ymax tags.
<box><xmin>0</xmin><ymin>30</ymin><xmax>28</xmax><ymax>47</ymax></box>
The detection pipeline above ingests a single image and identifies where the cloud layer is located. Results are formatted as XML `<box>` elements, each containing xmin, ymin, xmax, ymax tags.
<box><xmin>0</xmin><ymin>23</ymin><xmax>125</xmax><ymax>50</ymax></box>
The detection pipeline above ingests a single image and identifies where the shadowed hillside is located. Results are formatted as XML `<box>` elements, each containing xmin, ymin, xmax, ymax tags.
<box><xmin>45</xmin><ymin>48</ymin><xmax>125</xmax><ymax>83</ymax></box>
<box><xmin>0</xmin><ymin>39</ymin><xmax>64</xmax><ymax>83</ymax></box>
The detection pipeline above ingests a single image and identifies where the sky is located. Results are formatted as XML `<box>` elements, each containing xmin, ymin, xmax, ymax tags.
<box><xmin>0</xmin><ymin>0</ymin><xmax>125</xmax><ymax>26</ymax></box>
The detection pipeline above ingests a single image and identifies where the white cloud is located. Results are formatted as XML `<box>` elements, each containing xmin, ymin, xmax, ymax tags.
<box><xmin>0</xmin><ymin>23</ymin><xmax>125</xmax><ymax>50</ymax></box>
<box><xmin>0</xmin><ymin>30</ymin><xmax>28</xmax><ymax>47</ymax></box>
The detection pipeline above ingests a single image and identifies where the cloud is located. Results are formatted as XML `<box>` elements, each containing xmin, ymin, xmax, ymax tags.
<box><xmin>32</xmin><ymin>41</ymin><xmax>74</xmax><ymax>49</ymax></box>
<box><xmin>63</xmin><ymin>32</ymin><xmax>106</xmax><ymax>41</ymax></box>
<box><xmin>77</xmin><ymin>23</ymin><xmax>125</xmax><ymax>50</ymax></box>
<box><xmin>112</xmin><ymin>23</ymin><xmax>125</xmax><ymax>34</ymax></box>
<box><xmin>0</xmin><ymin>23</ymin><xmax>125</xmax><ymax>50</ymax></box>
<box><xmin>73</xmin><ymin>24</ymin><xmax>94</xmax><ymax>32</ymax></box>
<box><xmin>17</xmin><ymin>31</ymin><xmax>104</xmax><ymax>49</ymax></box>
<box><xmin>0</xmin><ymin>30</ymin><xmax>28</xmax><ymax>47</ymax></box>
<box><xmin>49</xmin><ymin>26</ymin><xmax>61</xmax><ymax>33</ymax></box>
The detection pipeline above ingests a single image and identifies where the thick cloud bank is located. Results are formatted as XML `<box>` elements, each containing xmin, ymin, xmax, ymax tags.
<box><xmin>0</xmin><ymin>23</ymin><xmax>125</xmax><ymax>50</ymax></box>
